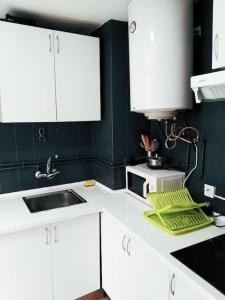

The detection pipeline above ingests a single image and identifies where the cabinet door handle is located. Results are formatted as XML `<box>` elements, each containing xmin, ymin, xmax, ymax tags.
<box><xmin>45</xmin><ymin>227</ymin><xmax>50</xmax><ymax>245</ymax></box>
<box><xmin>170</xmin><ymin>273</ymin><xmax>175</xmax><ymax>296</ymax></box>
<box><xmin>127</xmin><ymin>238</ymin><xmax>131</xmax><ymax>256</ymax></box>
<box><xmin>122</xmin><ymin>235</ymin><xmax>126</xmax><ymax>252</ymax></box>
<box><xmin>56</xmin><ymin>35</ymin><xmax>60</xmax><ymax>53</ymax></box>
<box><xmin>214</xmin><ymin>33</ymin><xmax>219</xmax><ymax>60</ymax></box>
<box><xmin>54</xmin><ymin>226</ymin><xmax>58</xmax><ymax>243</ymax></box>
<box><xmin>49</xmin><ymin>34</ymin><xmax>52</xmax><ymax>53</ymax></box>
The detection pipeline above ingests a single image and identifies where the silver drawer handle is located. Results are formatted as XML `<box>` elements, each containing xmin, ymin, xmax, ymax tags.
<box><xmin>56</xmin><ymin>35</ymin><xmax>59</xmax><ymax>53</ymax></box>
<box><xmin>49</xmin><ymin>34</ymin><xmax>52</xmax><ymax>53</ymax></box>
<box><xmin>54</xmin><ymin>226</ymin><xmax>58</xmax><ymax>243</ymax></box>
<box><xmin>214</xmin><ymin>33</ymin><xmax>219</xmax><ymax>60</ymax></box>
<box><xmin>127</xmin><ymin>238</ymin><xmax>131</xmax><ymax>256</ymax></box>
<box><xmin>170</xmin><ymin>273</ymin><xmax>175</xmax><ymax>296</ymax></box>
<box><xmin>122</xmin><ymin>235</ymin><xmax>126</xmax><ymax>252</ymax></box>
<box><xmin>45</xmin><ymin>227</ymin><xmax>50</xmax><ymax>245</ymax></box>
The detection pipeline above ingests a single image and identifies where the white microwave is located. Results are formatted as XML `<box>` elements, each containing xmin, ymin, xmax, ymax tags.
<box><xmin>126</xmin><ymin>164</ymin><xmax>185</xmax><ymax>205</ymax></box>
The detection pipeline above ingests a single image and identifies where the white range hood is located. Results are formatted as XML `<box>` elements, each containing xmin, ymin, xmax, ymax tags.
<box><xmin>191</xmin><ymin>70</ymin><xmax>225</xmax><ymax>103</ymax></box>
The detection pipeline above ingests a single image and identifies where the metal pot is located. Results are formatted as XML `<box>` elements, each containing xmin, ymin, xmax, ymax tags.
<box><xmin>147</xmin><ymin>156</ymin><xmax>167</xmax><ymax>168</ymax></box>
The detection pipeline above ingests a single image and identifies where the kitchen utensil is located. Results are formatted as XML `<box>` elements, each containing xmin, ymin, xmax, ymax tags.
<box><xmin>141</xmin><ymin>134</ymin><xmax>147</xmax><ymax>151</ymax></box>
<box><xmin>144</xmin><ymin>134</ymin><xmax>151</xmax><ymax>151</ymax></box>
<box><xmin>140</xmin><ymin>133</ymin><xmax>151</xmax><ymax>151</ymax></box>
<box><xmin>150</xmin><ymin>139</ymin><xmax>159</xmax><ymax>152</ymax></box>
<box><xmin>147</xmin><ymin>156</ymin><xmax>167</xmax><ymax>168</ymax></box>
<box><xmin>144</xmin><ymin>188</ymin><xmax>213</xmax><ymax>235</ymax></box>
<box><xmin>147</xmin><ymin>151</ymin><xmax>168</xmax><ymax>169</ymax></box>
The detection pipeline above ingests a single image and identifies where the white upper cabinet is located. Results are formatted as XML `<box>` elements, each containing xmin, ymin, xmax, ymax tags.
<box><xmin>0</xmin><ymin>22</ymin><xmax>56</xmax><ymax>122</ymax></box>
<box><xmin>212</xmin><ymin>0</ymin><xmax>225</xmax><ymax>69</ymax></box>
<box><xmin>54</xmin><ymin>31</ymin><xmax>101</xmax><ymax>121</ymax></box>
<box><xmin>0</xmin><ymin>21</ymin><xmax>101</xmax><ymax>122</ymax></box>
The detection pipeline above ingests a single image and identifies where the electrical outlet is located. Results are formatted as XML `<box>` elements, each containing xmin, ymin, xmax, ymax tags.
<box><xmin>204</xmin><ymin>184</ymin><xmax>216</xmax><ymax>198</ymax></box>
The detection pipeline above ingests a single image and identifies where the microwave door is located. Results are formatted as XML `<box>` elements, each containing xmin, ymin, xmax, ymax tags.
<box><xmin>127</xmin><ymin>172</ymin><xmax>149</xmax><ymax>198</ymax></box>
<box><xmin>143</xmin><ymin>181</ymin><xmax>149</xmax><ymax>198</ymax></box>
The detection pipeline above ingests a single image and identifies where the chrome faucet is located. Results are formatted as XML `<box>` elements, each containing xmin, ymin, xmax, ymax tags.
<box><xmin>35</xmin><ymin>155</ymin><xmax>60</xmax><ymax>180</ymax></box>
<box><xmin>46</xmin><ymin>155</ymin><xmax>54</xmax><ymax>175</ymax></box>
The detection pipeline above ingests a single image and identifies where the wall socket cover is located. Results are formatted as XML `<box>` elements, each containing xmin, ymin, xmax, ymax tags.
<box><xmin>204</xmin><ymin>184</ymin><xmax>216</xmax><ymax>198</ymax></box>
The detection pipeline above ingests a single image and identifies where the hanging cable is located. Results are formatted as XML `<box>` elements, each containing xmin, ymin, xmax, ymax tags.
<box><xmin>164</xmin><ymin>121</ymin><xmax>200</xmax><ymax>187</ymax></box>
<box><xmin>183</xmin><ymin>142</ymin><xmax>198</xmax><ymax>187</ymax></box>
<box><xmin>165</xmin><ymin>121</ymin><xmax>199</xmax><ymax>150</ymax></box>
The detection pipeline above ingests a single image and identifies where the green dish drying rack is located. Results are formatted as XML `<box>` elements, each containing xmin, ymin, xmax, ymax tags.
<box><xmin>144</xmin><ymin>188</ymin><xmax>214</xmax><ymax>235</ymax></box>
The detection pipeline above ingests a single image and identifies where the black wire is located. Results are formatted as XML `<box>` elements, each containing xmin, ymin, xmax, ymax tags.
<box><xmin>213</xmin><ymin>213</ymin><xmax>225</xmax><ymax>228</ymax></box>
<box><xmin>213</xmin><ymin>214</ymin><xmax>225</xmax><ymax>227</ymax></box>
<box><xmin>157</xmin><ymin>121</ymin><xmax>167</xmax><ymax>139</ymax></box>
<box><xmin>213</xmin><ymin>222</ymin><xmax>225</xmax><ymax>228</ymax></box>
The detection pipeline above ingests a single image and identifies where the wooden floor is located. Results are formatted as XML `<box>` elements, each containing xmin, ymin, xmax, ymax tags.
<box><xmin>76</xmin><ymin>290</ymin><xmax>110</xmax><ymax>300</ymax></box>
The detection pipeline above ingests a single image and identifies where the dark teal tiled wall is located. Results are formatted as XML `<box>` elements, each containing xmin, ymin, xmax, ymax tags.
<box><xmin>0</xmin><ymin>122</ymin><xmax>92</xmax><ymax>193</ymax></box>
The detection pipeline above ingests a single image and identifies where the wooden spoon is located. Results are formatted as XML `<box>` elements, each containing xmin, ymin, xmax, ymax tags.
<box><xmin>145</xmin><ymin>134</ymin><xmax>151</xmax><ymax>151</ymax></box>
<box><xmin>141</xmin><ymin>134</ymin><xmax>147</xmax><ymax>151</ymax></box>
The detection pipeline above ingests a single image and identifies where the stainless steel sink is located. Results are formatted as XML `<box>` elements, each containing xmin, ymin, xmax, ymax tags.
<box><xmin>23</xmin><ymin>189</ymin><xmax>87</xmax><ymax>213</ymax></box>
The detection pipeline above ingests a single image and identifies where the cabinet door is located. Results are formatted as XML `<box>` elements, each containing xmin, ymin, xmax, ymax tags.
<box><xmin>0</xmin><ymin>226</ymin><xmax>52</xmax><ymax>300</ymax></box>
<box><xmin>127</xmin><ymin>234</ymin><xmax>170</xmax><ymax>300</ymax></box>
<box><xmin>212</xmin><ymin>0</ymin><xmax>225</xmax><ymax>69</ymax></box>
<box><xmin>51</xmin><ymin>214</ymin><xmax>100</xmax><ymax>300</ymax></box>
<box><xmin>54</xmin><ymin>30</ymin><xmax>101</xmax><ymax>121</ymax></box>
<box><xmin>102</xmin><ymin>212</ymin><xmax>170</xmax><ymax>300</ymax></box>
<box><xmin>169</xmin><ymin>271</ymin><xmax>215</xmax><ymax>300</ymax></box>
<box><xmin>0</xmin><ymin>22</ymin><xmax>56</xmax><ymax>122</ymax></box>
<box><xmin>101</xmin><ymin>212</ymin><xmax>130</xmax><ymax>300</ymax></box>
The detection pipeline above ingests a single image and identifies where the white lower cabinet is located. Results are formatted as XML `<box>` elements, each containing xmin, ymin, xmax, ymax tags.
<box><xmin>126</xmin><ymin>233</ymin><xmax>170</xmax><ymax>300</ymax></box>
<box><xmin>102</xmin><ymin>212</ymin><xmax>217</xmax><ymax>300</ymax></box>
<box><xmin>0</xmin><ymin>213</ymin><xmax>100</xmax><ymax>300</ymax></box>
<box><xmin>51</xmin><ymin>215</ymin><xmax>100</xmax><ymax>300</ymax></box>
<box><xmin>101</xmin><ymin>211</ymin><xmax>170</xmax><ymax>300</ymax></box>
<box><xmin>101</xmin><ymin>211</ymin><xmax>129</xmax><ymax>300</ymax></box>
<box><xmin>0</xmin><ymin>226</ymin><xmax>52</xmax><ymax>300</ymax></box>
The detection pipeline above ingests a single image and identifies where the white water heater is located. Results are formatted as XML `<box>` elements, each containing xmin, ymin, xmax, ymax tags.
<box><xmin>128</xmin><ymin>0</ymin><xmax>193</xmax><ymax>120</ymax></box>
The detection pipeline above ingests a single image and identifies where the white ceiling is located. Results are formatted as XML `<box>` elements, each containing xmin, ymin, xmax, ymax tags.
<box><xmin>0</xmin><ymin>0</ymin><xmax>132</xmax><ymax>33</ymax></box>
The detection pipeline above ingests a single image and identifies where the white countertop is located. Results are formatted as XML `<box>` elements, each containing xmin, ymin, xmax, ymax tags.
<box><xmin>0</xmin><ymin>182</ymin><xmax>224</xmax><ymax>299</ymax></box>
<box><xmin>0</xmin><ymin>182</ymin><xmax>104</xmax><ymax>235</ymax></box>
